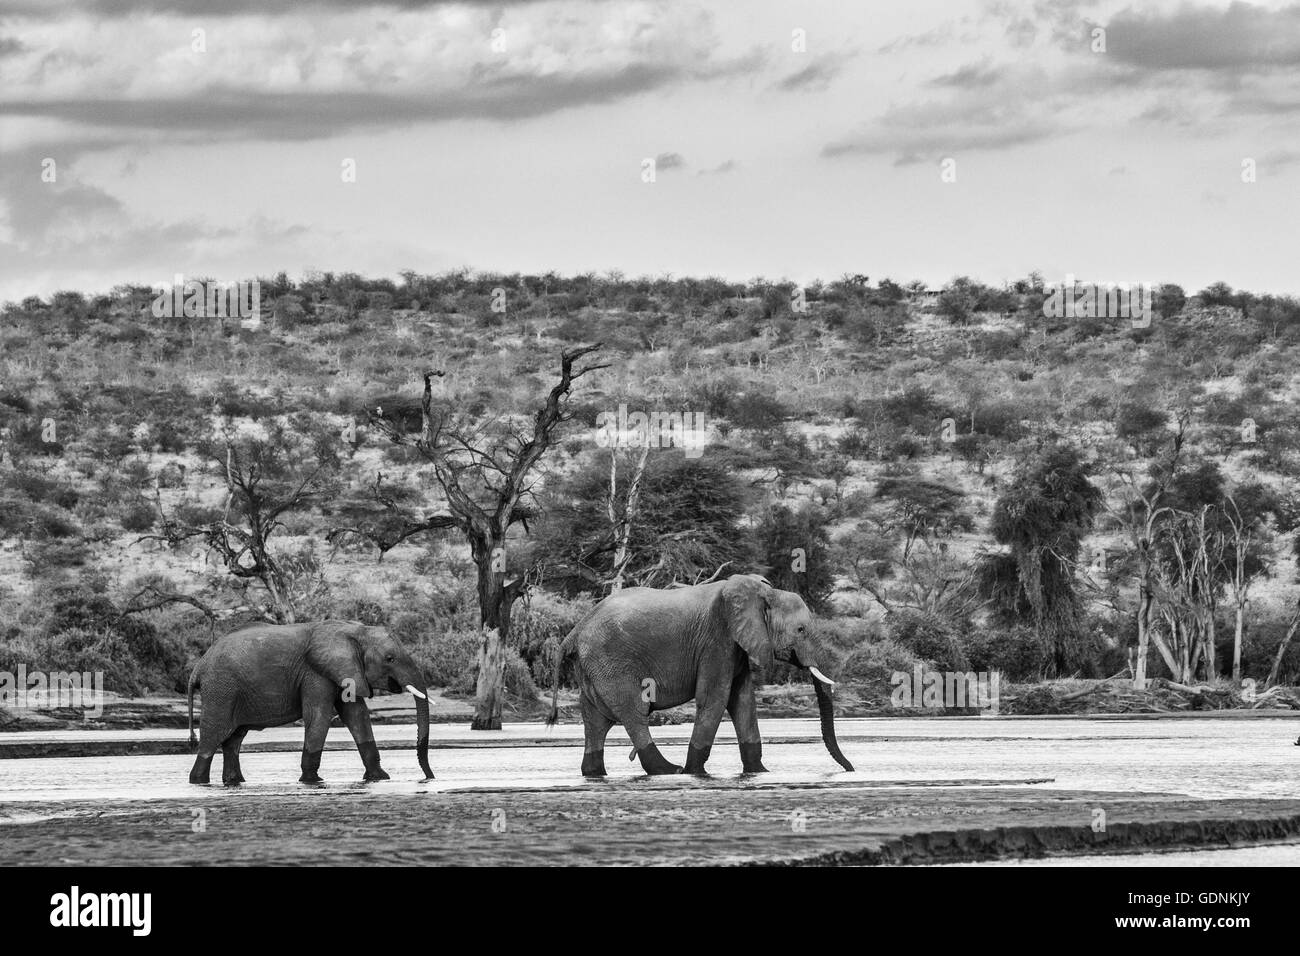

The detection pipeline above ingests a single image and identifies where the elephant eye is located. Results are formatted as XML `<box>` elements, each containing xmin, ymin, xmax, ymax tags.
<box><xmin>385</xmin><ymin>654</ymin><xmax>395</xmax><ymax>662</ymax></box>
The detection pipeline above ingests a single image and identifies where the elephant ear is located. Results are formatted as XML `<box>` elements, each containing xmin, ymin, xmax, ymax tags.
<box><xmin>721</xmin><ymin>575</ymin><xmax>774</xmax><ymax>665</ymax></box>
<box><xmin>305</xmin><ymin>622</ymin><xmax>371</xmax><ymax>700</ymax></box>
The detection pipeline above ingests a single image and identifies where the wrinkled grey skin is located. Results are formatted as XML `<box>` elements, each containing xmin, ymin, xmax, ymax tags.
<box><xmin>187</xmin><ymin>621</ymin><xmax>433</xmax><ymax>786</ymax></box>
<box><xmin>551</xmin><ymin>574</ymin><xmax>854</xmax><ymax>777</ymax></box>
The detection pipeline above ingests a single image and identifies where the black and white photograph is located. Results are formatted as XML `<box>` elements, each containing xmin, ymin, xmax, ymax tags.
<box><xmin>0</xmin><ymin>0</ymin><xmax>1295</xmax><ymax>923</ymax></box>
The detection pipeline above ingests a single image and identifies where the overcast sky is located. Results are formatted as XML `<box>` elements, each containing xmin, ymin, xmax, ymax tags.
<box><xmin>2</xmin><ymin>0</ymin><xmax>1300</xmax><ymax>300</ymax></box>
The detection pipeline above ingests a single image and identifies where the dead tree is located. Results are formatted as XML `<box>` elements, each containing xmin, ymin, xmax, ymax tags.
<box><xmin>607</xmin><ymin>440</ymin><xmax>651</xmax><ymax>592</ymax></box>
<box><xmin>349</xmin><ymin>345</ymin><xmax>606</xmax><ymax>730</ymax></box>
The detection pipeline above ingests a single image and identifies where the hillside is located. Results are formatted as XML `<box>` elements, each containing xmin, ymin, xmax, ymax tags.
<box><xmin>2</xmin><ymin>272</ymin><xmax>1300</xmax><ymax>709</ymax></box>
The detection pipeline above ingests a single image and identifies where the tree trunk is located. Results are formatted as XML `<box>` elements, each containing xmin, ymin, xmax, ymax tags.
<box><xmin>1266</xmin><ymin>605</ymin><xmax>1300</xmax><ymax>689</ymax></box>
<box><xmin>470</xmin><ymin>537</ymin><xmax>509</xmax><ymax>731</ymax></box>
<box><xmin>1233</xmin><ymin>604</ymin><xmax>1244</xmax><ymax>684</ymax></box>
<box><xmin>1134</xmin><ymin>581</ymin><xmax>1152</xmax><ymax>688</ymax></box>
<box><xmin>1203</xmin><ymin>605</ymin><xmax>1216</xmax><ymax>680</ymax></box>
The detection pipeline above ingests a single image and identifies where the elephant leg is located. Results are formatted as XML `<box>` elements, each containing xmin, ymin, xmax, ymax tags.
<box><xmin>299</xmin><ymin>694</ymin><xmax>333</xmax><ymax>784</ymax></box>
<box><xmin>684</xmin><ymin>674</ymin><xmax>728</xmax><ymax>776</ymax></box>
<box><xmin>189</xmin><ymin>753</ymin><xmax>214</xmax><ymax>785</ymax></box>
<box><xmin>337</xmin><ymin>699</ymin><xmax>388</xmax><ymax>782</ymax></box>
<box><xmin>612</xmin><ymin>696</ymin><xmax>680</xmax><ymax>775</ymax></box>
<box><xmin>579</xmin><ymin>686</ymin><xmax>614</xmax><ymax>777</ymax></box>
<box><xmin>727</xmin><ymin>662</ymin><xmax>767</xmax><ymax>773</ymax></box>
<box><xmin>220</xmin><ymin>727</ymin><xmax>249</xmax><ymax>786</ymax></box>
<box><xmin>189</xmin><ymin>698</ymin><xmax>231</xmax><ymax>784</ymax></box>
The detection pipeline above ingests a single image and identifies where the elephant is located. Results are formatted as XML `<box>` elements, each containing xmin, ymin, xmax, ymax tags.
<box><xmin>187</xmin><ymin>620</ymin><xmax>435</xmax><ymax>786</ymax></box>
<box><xmin>548</xmin><ymin>574</ymin><xmax>854</xmax><ymax>777</ymax></box>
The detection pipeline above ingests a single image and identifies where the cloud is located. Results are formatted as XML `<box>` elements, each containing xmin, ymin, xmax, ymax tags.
<box><xmin>695</xmin><ymin>159</ymin><xmax>736</xmax><ymax>175</ymax></box>
<box><xmin>0</xmin><ymin>145</ymin><xmax>124</xmax><ymax>244</ymax></box>
<box><xmin>653</xmin><ymin>151</ymin><xmax>685</xmax><ymax>171</ymax></box>
<box><xmin>1105</xmin><ymin>2</ymin><xmax>1300</xmax><ymax>73</ymax></box>
<box><xmin>928</xmin><ymin>62</ymin><xmax>1006</xmax><ymax>88</ymax></box>
<box><xmin>877</xmin><ymin>22</ymin><xmax>957</xmax><ymax>53</ymax></box>
<box><xmin>0</xmin><ymin>0</ymin><xmax>548</xmax><ymax>14</ymax></box>
<box><xmin>824</xmin><ymin>112</ymin><xmax>1059</xmax><ymax>162</ymax></box>
<box><xmin>1</xmin><ymin>68</ymin><xmax>689</xmax><ymax>139</ymax></box>
<box><xmin>822</xmin><ymin>67</ymin><xmax>1064</xmax><ymax>162</ymax></box>
<box><xmin>1261</xmin><ymin>148</ymin><xmax>1300</xmax><ymax>170</ymax></box>
<box><xmin>773</xmin><ymin>52</ymin><xmax>850</xmax><ymax>93</ymax></box>
<box><xmin>0</xmin><ymin>5</ymin><xmax>758</xmax><ymax>141</ymax></box>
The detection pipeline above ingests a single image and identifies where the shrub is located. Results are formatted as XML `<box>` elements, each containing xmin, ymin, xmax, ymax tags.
<box><xmin>730</xmin><ymin>389</ymin><xmax>788</xmax><ymax>430</ymax></box>
<box><xmin>886</xmin><ymin>610</ymin><xmax>969</xmax><ymax>670</ymax></box>
<box><xmin>841</xmin><ymin>637</ymin><xmax>923</xmax><ymax>683</ymax></box>
<box><xmin>404</xmin><ymin>626</ymin><xmax>479</xmax><ymax>691</ymax></box>
<box><xmin>22</xmin><ymin>538</ymin><xmax>91</xmax><ymax>576</ymax></box>
<box><xmin>964</xmin><ymin>625</ymin><xmax>1050</xmax><ymax>681</ymax></box>
<box><xmin>118</xmin><ymin>500</ymin><xmax>156</xmax><ymax>533</ymax></box>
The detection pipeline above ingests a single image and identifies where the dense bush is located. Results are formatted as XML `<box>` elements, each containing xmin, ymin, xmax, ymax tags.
<box><xmin>964</xmin><ymin>625</ymin><xmax>1050</xmax><ymax>681</ymax></box>
<box><xmin>886</xmin><ymin>610</ymin><xmax>969</xmax><ymax>671</ymax></box>
<box><xmin>840</xmin><ymin>636</ymin><xmax>922</xmax><ymax>683</ymax></box>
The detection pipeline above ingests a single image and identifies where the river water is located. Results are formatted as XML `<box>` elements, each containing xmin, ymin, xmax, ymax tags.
<box><xmin>2</xmin><ymin>716</ymin><xmax>1298</xmax><ymax>863</ymax></box>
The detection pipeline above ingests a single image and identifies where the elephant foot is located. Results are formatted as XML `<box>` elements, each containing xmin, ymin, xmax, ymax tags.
<box><xmin>362</xmin><ymin>768</ymin><xmax>390</xmax><ymax>782</ymax></box>
<box><xmin>222</xmin><ymin>774</ymin><xmax>245</xmax><ymax>787</ymax></box>
<box><xmin>739</xmin><ymin>743</ymin><xmax>768</xmax><ymax>774</ymax></box>
<box><xmin>299</xmin><ymin>771</ymin><xmax>323</xmax><ymax>784</ymax></box>
<box><xmin>581</xmin><ymin>752</ymin><xmax>607</xmax><ymax>777</ymax></box>
<box><xmin>683</xmin><ymin>743</ymin><xmax>712</xmax><ymax>776</ymax></box>
<box><xmin>189</xmin><ymin>756</ymin><xmax>213</xmax><ymax>785</ymax></box>
<box><xmin>636</xmin><ymin>742</ymin><xmax>683</xmax><ymax>776</ymax></box>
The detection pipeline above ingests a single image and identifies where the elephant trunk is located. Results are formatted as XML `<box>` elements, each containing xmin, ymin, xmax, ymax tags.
<box><xmin>792</xmin><ymin>643</ymin><xmax>854</xmax><ymax>772</ymax></box>
<box><xmin>812</xmin><ymin>677</ymin><xmax>854</xmax><ymax>772</ymax></box>
<box><xmin>413</xmin><ymin>691</ymin><xmax>434</xmax><ymax>781</ymax></box>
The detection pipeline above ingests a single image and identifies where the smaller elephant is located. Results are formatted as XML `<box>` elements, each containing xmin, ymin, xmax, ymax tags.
<box><xmin>187</xmin><ymin>620</ymin><xmax>434</xmax><ymax>785</ymax></box>
<box><xmin>549</xmin><ymin>574</ymin><xmax>854</xmax><ymax>776</ymax></box>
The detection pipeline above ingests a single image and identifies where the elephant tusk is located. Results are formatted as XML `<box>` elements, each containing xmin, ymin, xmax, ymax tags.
<box><xmin>405</xmin><ymin>684</ymin><xmax>428</xmax><ymax>700</ymax></box>
<box><xmin>808</xmin><ymin>666</ymin><xmax>836</xmax><ymax>687</ymax></box>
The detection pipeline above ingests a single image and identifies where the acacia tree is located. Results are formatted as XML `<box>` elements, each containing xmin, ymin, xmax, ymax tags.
<box><xmin>144</xmin><ymin>419</ymin><xmax>337</xmax><ymax>623</ymax></box>
<box><xmin>337</xmin><ymin>346</ymin><xmax>605</xmax><ymax>729</ymax></box>
<box><xmin>838</xmin><ymin>479</ymin><xmax>979</xmax><ymax>620</ymax></box>
<box><xmin>533</xmin><ymin>452</ymin><xmax>752</xmax><ymax>593</ymax></box>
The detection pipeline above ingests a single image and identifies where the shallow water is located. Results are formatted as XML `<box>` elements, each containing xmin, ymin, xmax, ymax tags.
<box><xmin>1</xmin><ymin>716</ymin><xmax>1297</xmax><ymax>805</ymax></box>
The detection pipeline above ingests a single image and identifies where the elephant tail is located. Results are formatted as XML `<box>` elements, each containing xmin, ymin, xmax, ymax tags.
<box><xmin>186</xmin><ymin>663</ymin><xmax>201</xmax><ymax>749</ymax></box>
<box><xmin>546</xmin><ymin>632</ymin><xmax>578</xmax><ymax>727</ymax></box>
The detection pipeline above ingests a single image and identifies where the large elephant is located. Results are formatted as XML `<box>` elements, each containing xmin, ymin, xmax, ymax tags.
<box><xmin>187</xmin><ymin>620</ymin><xmax>434</xmax><ymax>785</ymax></box>
<box><xmin>549</xmin><ymin>574</ymin><xmax>854</xmax><ymax>776</ymax></box>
